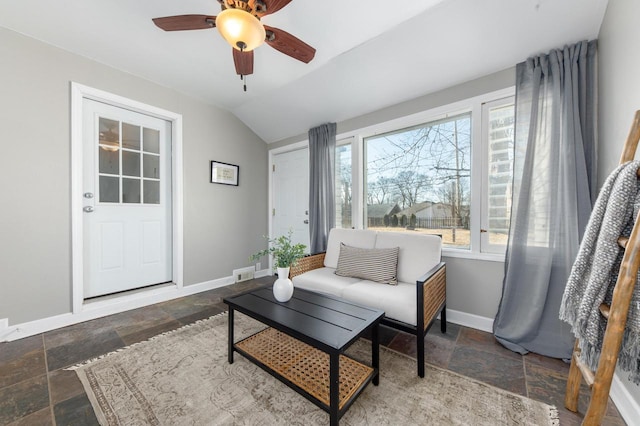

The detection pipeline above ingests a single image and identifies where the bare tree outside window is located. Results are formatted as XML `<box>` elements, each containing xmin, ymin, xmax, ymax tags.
<box><xmin>364</xmin><ymin>114</ymin><xmax>472</xmax><ymax>248</ymax></box>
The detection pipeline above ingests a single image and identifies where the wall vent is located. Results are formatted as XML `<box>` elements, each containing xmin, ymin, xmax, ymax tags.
<box><xmin>233</xmin><ymin>266</ymin><xmax>255</xmax><ymax>283</ymax></box>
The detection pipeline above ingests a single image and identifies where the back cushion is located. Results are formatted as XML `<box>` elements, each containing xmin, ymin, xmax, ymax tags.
<box><xmin>324</xmin><ymin>228</ymin><xmax>377</xmax><ymax>268</ymax></box>
<box><xmin>335</xmin><ymin>243</ymin><xmax>399</xmax><ymax>285</ymax></box>
<box><xmin>375</xmin><ymin>232</ymin><xmax>441</xmax><ymax>283</ymax></box>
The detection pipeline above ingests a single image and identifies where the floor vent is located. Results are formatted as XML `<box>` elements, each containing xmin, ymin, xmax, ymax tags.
<box><xmin>233</xmin><ymin>266</ymin><xmax>255</xmax><ymax>283</ymax></box>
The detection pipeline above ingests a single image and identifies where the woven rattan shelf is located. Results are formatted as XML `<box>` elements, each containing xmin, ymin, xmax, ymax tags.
<box><xmin>236</xmin><ymin>327</ymin><xmax>373</xmax><ymax>410</ymax></box>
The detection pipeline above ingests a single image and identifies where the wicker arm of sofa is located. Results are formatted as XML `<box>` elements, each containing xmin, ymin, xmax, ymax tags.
<box><xmin>417</xmin><ymin>262</ymin><xmax>447</xmax><ymax>333</ymax></box>
<box><xmin>415</xmin><ymin>261</ymin><xmax>446</xmax><ymax>377</ymax></box>
<box><xmin>289</xmin><ymin>252</ymin><xmax>326</xmax><ymax>279</ymax></box>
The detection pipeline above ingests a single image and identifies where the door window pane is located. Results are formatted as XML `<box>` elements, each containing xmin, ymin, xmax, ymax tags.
<box><xmin>364</xmin><ymin>113</ymin><xmax>471</xmax><ymax>249</ymax></box>
<box><xmin>122</xmin><ymin>151</ymin><xmax>141</xmax><ymax>177</ymax></box>
<box><xmin>96</xmin><ymin>118</ymin><xmax>164</xmax><ymax>206</ymax></box>
<box><xmin>143</xmin><ymin>154</ymin><xmax>160</xmax><ymax>179</ymax></box>
<box><xmin>335</xmin><ymin>143</ymin><xmax>352</xmax><ymax>228</ymax></box>
<box><xmin>122</xmin><ymin>123</ymin><xmax>141</xmax><ymax>150</ymax></box>
<box><xmin>144</xmin><ymin>180</ymin><xmax>160</xmax><ymax>204</ymax></box>
<box><xmin>99</xmin><ymin>176</ymin><xmax>119</xmax><ymax>203</ymax></box>
<box><xmin>122</xmin><ymin>178</ymin><xmax>141</xmax><ymax>203</ymax></box>
<box><xmin>143</xmin><ymin>128</ymin><xmax>160</xmax><ymax>154</ymax></box>
<box><xmin>99</xmin><ymin>146</ymin><xmax>119</xmax><ymax>174</ymax></box>
<box><xmin>99</xmin><ymin>118</ymin><xmax>119</xmax><ymax>148</ymax></box>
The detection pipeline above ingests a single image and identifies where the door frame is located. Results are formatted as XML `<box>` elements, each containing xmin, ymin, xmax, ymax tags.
<box><xmin>70</xmin><ymin>82</ymin><xmax>184</xmax><ymax>314</ymax></box>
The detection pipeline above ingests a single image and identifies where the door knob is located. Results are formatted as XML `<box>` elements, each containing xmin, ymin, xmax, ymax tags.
<box><xmin>83</xmin><ymin>206</ymin><xmax>95</xmax><ymax>213</ymax></box>
<box><xmin>303</xmin><ymin>219</ymin><xmax>309</xmax><ymax>224</ymax></box>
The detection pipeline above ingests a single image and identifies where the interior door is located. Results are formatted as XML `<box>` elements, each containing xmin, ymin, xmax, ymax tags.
<box><xmin>273</xmin><ymin>148</ymin><xmax>310</xmax><ymax>252</ymax></box>
<box><xmin>83</xmin><ymin>100</ymin><xmax>172</xmax><ymax>298</ymax></box>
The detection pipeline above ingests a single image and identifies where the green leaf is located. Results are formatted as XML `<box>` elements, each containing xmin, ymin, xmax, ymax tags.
<box><xmin>249</xmin><ymin>229</ymin><xmax>307</xmax><ymax>270</ymax></box>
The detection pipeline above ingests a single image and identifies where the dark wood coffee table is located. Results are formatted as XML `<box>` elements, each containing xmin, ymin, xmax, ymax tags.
<box><xmin>224</xmin><ymin>286</ymin><xmax>384</xmax><ymax>426</ymax></box>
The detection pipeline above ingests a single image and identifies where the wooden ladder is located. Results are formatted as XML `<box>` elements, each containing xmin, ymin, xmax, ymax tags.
<box><xmin>564</xmin><ymin>110</ymin><xmax>640</xmax><ymax>424</ymax></box>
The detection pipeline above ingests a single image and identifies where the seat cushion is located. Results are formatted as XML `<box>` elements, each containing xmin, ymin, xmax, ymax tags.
<box><xmin>291</xmin><ymin>267</ymin><xmax>360</xmax><ymax>297</ymax></box>
<box><xmin>375</xmin><ymin>232</ymin><xmax>441</xmax><ymax>283</ymax></box>
<box><xmin>342</xmin><ymin>280</ymin><xmax>417</xmax><ymax>326</ymax></box>
<box><xmin>335</xmin><ymin>243</ymin><xmax>399</xmax><ymax>285</ymax></box>
<box><xmin>324</xmin><ymin>228</ymin><xmax>377</xmax><ymax>268</ymax></box>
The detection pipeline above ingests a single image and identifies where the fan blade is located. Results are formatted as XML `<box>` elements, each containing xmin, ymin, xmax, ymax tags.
<box><xmin>152</xmin><ymin>15</ymin><xmax>216</xmax><ymax>31</ymax></box>
<box><xmin>233</xmin><ymin>49</ymin><xmax>254</xmax><ymax>75</ymax></box>
<box><xmin>258</xmin><ymin>0</ymin><xmax>293</xmax><ymax>17</ymax></box>
<box><xmin>264</xmin><ymin>26</ymin><xmax>315</xmax><ymax>63</ymax></box>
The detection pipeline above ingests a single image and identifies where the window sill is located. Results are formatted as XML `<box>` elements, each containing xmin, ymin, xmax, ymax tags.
<box><xmin>442</xmin><ymin>248</ymin><xmax>505</xmax><ymax>263</ymax></box>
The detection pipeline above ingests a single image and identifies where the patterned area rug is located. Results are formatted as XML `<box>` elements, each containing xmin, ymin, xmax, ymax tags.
<box><xmin>71</xmin><ymin>312</ymin><xmax>558</xmax><ymax>425</ymax></box>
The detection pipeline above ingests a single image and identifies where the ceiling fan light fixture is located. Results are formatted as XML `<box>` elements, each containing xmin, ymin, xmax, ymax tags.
<box><xmin>216</xmin><ymin>8</ymin><xmax>265</xmax><ymax>51</ymax></box>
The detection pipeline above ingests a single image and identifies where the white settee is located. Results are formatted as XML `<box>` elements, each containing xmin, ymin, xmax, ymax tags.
<box><xmin>290</xmin><ymin>228</ymin><xmax>446</xmax><ymax>377</ymax></box>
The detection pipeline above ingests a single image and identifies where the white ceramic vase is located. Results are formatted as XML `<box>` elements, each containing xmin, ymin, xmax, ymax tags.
<box><xmin>273</xmin><ymin>267</ymin><xmax>294</xmax><ymax>302</ymax></box>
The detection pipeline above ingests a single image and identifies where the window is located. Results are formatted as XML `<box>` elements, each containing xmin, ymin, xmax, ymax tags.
<box><xmin>98</xmin><ymin>117</ymin><xmax>161</xmax><ymax>205</ymax></box>
<box><xmin>364</xmin><ymin>114</ymin><xmax>472</xmax><ymax>249</ymax></box>
<box><xmin>482</xmin><ymin>99</ymin><xmax>515</xmax><ymax>253</ymax></box>
<box><xmin>335</xmin><ymin>89</ymin><xmax>515</xmax><ymax>257</ymax></box>
<box><xmin>335</xmin><ymin>138</ymin><xmax>353</xmax><ymax>228</ymax></box>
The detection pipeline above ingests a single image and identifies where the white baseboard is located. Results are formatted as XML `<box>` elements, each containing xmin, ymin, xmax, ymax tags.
<box><xmin>444</xmin><ymin>309</ymin><xmax>494</xmax><ymax>333</ymax></box>
<box><xmin>6</xmin><ymin>276</ymin><xmax>494</xmax><ymax>342</ymax></box>
<box><xmin>1</xmin><ymin>275</ymin><xmax>236</xmax><ymax>342</ymax></box>
<box><xmin>0</xmin><ymin>318</ymin><xmax>9</xmax><ymax>340</ymax></box>
<box><xmin>255</xmin><ymin>268</ymin><xmax>272</xmax><ymax>278</ymax></box>
<box><xmin>610</xmin><ymin>373</ymin><xmax>640</xmax><ymax>425</ymax></box>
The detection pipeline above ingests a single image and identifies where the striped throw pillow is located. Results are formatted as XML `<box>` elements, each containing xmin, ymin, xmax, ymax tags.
<box><xmin>335</xmin><ymin>243</ymin><xmax>399</xmax><ymax>285</ymax></box>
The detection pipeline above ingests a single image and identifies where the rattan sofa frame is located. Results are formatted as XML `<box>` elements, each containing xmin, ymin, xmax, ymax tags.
<box><xmin>290</xmin><ymin>252</ymin><xmax>447</xmax><ymax>378</ymax></box>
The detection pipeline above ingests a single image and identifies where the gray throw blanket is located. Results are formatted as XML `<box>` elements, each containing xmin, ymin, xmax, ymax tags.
<box><xmin>560</xmin><ymin>160</ymin><xmax>640</xmax><ymax>384</ymax></box>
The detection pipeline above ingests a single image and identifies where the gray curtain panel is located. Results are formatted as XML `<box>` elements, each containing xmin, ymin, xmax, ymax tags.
<box><xmin>308</xmin><ymin>123</ymin><xmax>336</xmax><ymax>253</ymax></box>
<box><xmin>493</xmin><ymin>40</ymin><xmax>598</xmax><ymax>359</ymax></box>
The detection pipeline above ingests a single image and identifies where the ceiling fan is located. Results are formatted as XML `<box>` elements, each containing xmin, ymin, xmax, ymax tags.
<box><xmin>153</xmin><ymin>0</ymin><xmax>316</xmax><ymax>89</ymax></box>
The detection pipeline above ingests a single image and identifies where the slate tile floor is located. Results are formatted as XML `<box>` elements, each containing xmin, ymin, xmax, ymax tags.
<box><xmin>0</xmin><ymin>277</ymin><xmax>626</xmax><ymax>425</ymax></box>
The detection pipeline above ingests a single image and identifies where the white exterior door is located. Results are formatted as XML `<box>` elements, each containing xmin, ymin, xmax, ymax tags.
<box><xmin>273</xmin><ymin>148</ymin><xmax>310</xmax><ymax>252</ymax></box>
<box><xmin>83</xmin><ymin>100</ymin><xmax>172</xmax><ymax>298</ymax></box>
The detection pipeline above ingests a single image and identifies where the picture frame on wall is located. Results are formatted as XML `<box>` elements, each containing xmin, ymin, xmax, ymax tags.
<box><xmin>210</xmin><ymin>161</ymin><xmax>239</xmax><ymax>186</ymax></box>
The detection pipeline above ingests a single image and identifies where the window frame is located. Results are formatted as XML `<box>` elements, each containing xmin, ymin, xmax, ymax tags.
<box><xmin>337</xmin><ymin>87</ymin><xmax>515</xmax><ymax>262</ymax></box>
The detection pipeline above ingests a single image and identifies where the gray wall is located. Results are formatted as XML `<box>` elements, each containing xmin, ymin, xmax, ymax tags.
<box><xmin>270</xmin><ymin>68</ymin><xmax>516</xmax><ymax>320</ymax></box>
<box><xmin>0</xmin><ymin>27</ymin><xmax>268</xmax><ymax>325</ymax></box>
<box><xmin>442</xmin><ymin>256</ymin><xmax>505</xmax><ymax>319</ymax></box>
<box><xmin>598</xmin><ymin>0</ymin><xmax>640</xmax><ymax>406</ymax></box>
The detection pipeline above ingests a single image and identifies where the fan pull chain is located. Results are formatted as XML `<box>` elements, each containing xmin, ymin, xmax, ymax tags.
<box><xmin>240</xmin><ymin>74</ymin><xmax>247</xmax><ymax>92</ymax></box>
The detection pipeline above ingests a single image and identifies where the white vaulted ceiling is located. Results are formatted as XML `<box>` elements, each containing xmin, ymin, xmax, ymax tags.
<box><xmin>0</xmin><ymin>0</ymin><xmax>608</xmax><ymax>143</ymax></box>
